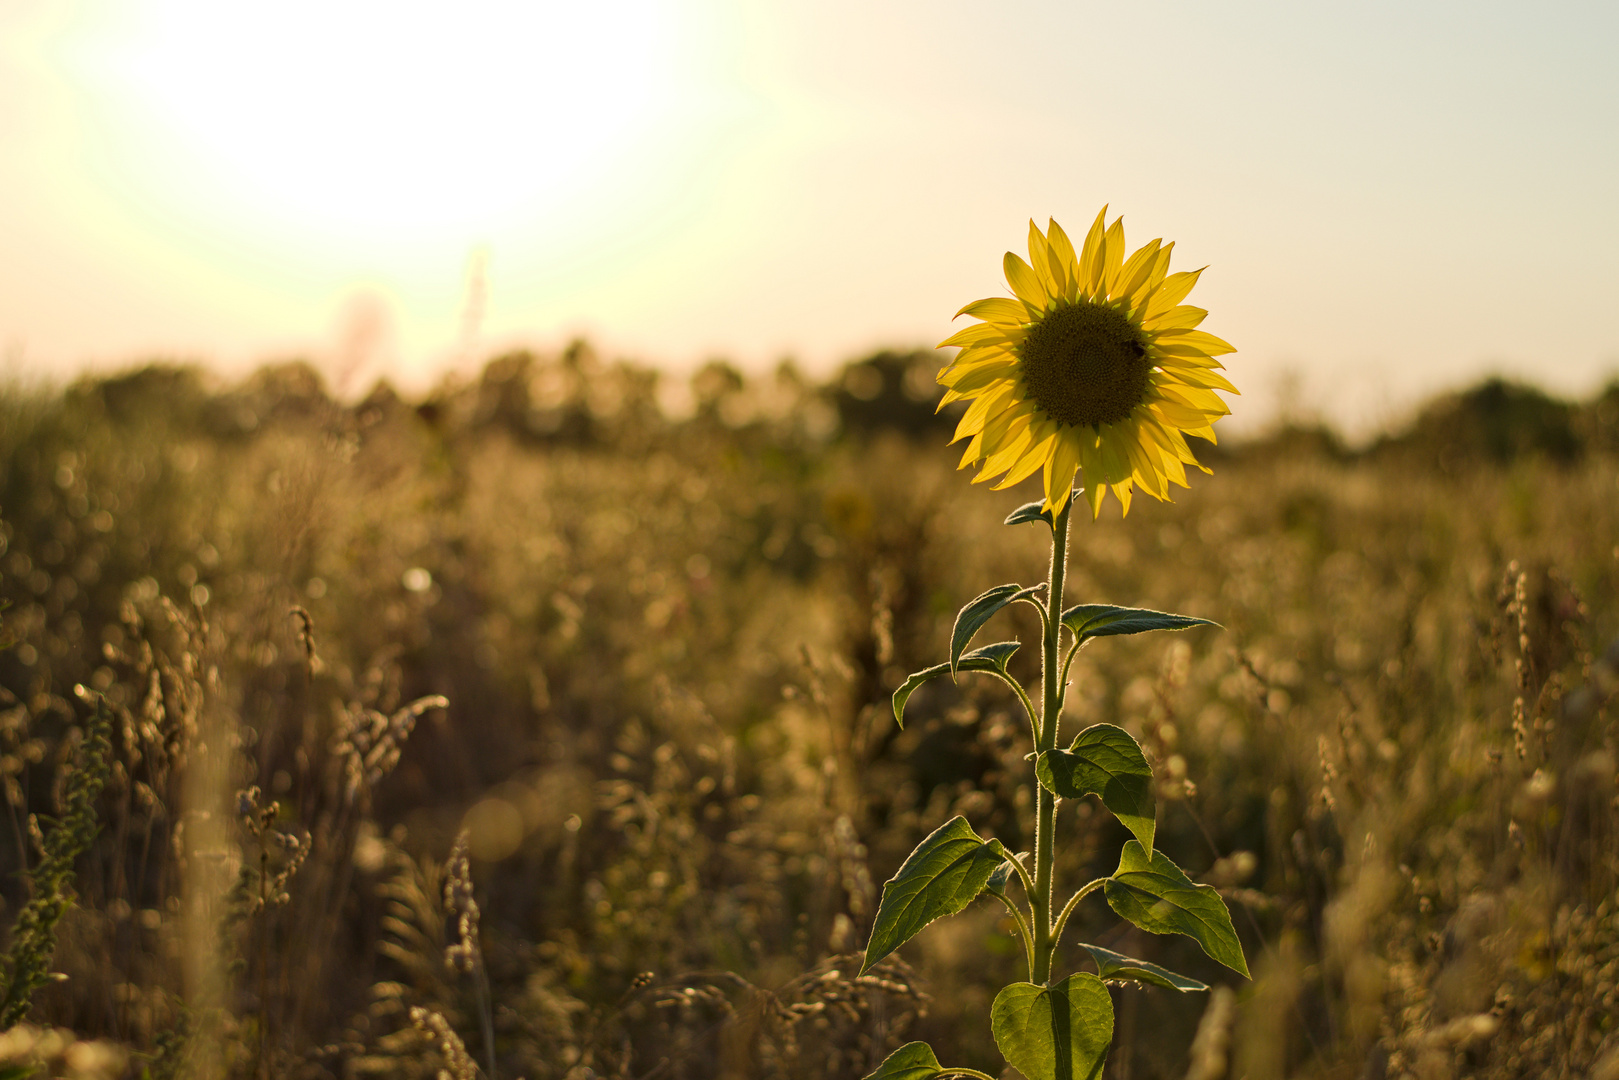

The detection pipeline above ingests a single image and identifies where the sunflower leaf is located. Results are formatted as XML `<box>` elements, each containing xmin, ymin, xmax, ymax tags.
<box><xmin>986</xmin><ymin>850</ymin><xmax>1030</xmax><ymax>895</ymax></box>
<box><xmin>862</xmin><ymin>1041</ymin><xmax>945</xmax><ymax>1080</ymax></box>
<box><xmin>952</xmin><ymin>585</ymin><xmax>1043</xmax><ymax>676</ymax></box>
<box><xmin>1079</xmin><ymin>943</ymin><xmax>1209</xmax><ymax>992</ymax></box>
<box><xmin>1036</xmin><ymin>724</ymin><xmax>1155</xmax><ymax>854</ymax></box>
<box><xmin>990</xmin><ymin>974</ymin><xmax>1114</xmax><ymax>1080</ymax></box>
<box><xmin>861</xmin><ymin>816</ymin><xmax>1006</xmax><ymax>973</ymax></box>
<box><xmin>1104</xmin><ymin>841</ymin><xmax>1250</xmax><ymax>978</ymax></box>
<box><xmin>1003</xmin><ymin>501</ymin><xmax>1054</xmax><ymax>527</ymax></box>
<box><xmin>1059</xmin><ymin>605</ymin><xmax>1218</xmax><ymax>644</ymax></box>
<box><xmin>891</xmin><ymin>642</ymin><xmax>1022</xmax><ymax>728</ymax></box>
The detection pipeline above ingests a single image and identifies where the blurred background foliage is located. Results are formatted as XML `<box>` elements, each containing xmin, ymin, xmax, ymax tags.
<box><xmin>0</xmin><ymin>346</ymin><xmax>1616</xmax><ymax>1080</ymax></box>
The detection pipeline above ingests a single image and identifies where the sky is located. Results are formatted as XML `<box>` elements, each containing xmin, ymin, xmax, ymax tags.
<box><xmin>3</xmin><ymin>0</ymin><xmax>1617</xmax><ymax>435</ymax></box>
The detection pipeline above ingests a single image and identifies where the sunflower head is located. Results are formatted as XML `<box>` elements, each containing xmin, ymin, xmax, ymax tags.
<box><xmin>937</xmin><ymin>208</ymin><xmax>1238</xmax><ymax>519</ymax></box>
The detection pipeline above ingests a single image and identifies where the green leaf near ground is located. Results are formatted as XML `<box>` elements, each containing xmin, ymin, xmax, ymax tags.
<box><xmin>861</xmin><ymin>816</ymin><xmax>1006</xmax><ymax>973</ymax></box>
<box><xmin>1059</xmin><ymin>605</ymin><xmax>1218</xmax><ymax>643</ymax></box>
<box><xmin>863</xmin><ymin>1041</ymin><xmax>945</xmax><ymax>1080</ymax></box>
<box><xmin>1079</xmin><ymin>943</ymin><xmax>1209</xmax><ymax>992</ymax></box>
<box><xmin>990</xmin><ymin>974</ymin><xmax>1114</xmax><ymax>1080</ymax></box>
<box><xmin>1104</xmin><ymin>841</ymin><xmax>1250</xmax><ymax>978</ymax></box>
<box><xmin>891</xmin><ymin>641</ymin><xmax>1022</xmax><ymax>727</ymax></box>
<box><xmin>1036</xmin><ymin>724</ymin><xmax>1155</xmax><ymax>854</ymax></box>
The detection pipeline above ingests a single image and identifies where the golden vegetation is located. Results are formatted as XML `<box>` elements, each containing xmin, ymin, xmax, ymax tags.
<box><xmin>0</xmin><ymin>347</ymin><xmax>1615</xmax><ymax>1079</ymax></box>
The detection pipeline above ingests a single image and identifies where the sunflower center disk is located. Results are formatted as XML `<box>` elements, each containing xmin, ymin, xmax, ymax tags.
<box><xmin>1018</xmin><ymin>301</ymin><xmax>1152</xmax><ymax>428</ymax></box>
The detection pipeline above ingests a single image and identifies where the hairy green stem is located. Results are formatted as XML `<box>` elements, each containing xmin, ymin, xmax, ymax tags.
<box><xmin>998</xmin><ymin>844</ymin><xmax>1036</xmax><ymax>902</ymax></box>
<box><xmin>1030</xmin><ymin>501</ymin><xmax>1071</xmax><ymax>984</ymax></box>
<box><xmin>1014</xmin><ymin>590</ymin><xmax>1052</xmax><ymax>640</ymax></box>
<box><xmin>1058</xmin><ymin>637</ymin><xmax>1085</xmax><ymax>695</ymax></box>
<box><xmin>1051</xmin><ymin>877</ymin><xmax>1108</xmax><ymax>952</ymax></box>
<box><xmin>990</xmin><ymin>889</ymin><xmax>1035</xmax><ymax>975</ymax></box>
<box><xmin>992</xmin><ymin>671</ymin><xmax>1041</xmax><ymax>742</ymax></box>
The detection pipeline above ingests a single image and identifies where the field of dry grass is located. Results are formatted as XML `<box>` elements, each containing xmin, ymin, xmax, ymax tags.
<box><xmin>0</xmin><ymin>346</ymin><xmax>1616</xmax><ymax>1080</ymax></box>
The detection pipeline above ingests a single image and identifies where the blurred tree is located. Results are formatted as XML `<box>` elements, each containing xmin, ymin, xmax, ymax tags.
<box><xmin>830</xmin><ymin>350</ymin><xmax>958</xmax><ymax>439</ymax></box>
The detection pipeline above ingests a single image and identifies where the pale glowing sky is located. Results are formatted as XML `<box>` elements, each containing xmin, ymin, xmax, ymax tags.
<box><xmin>3</xmin><ymin>0</ymin><xmax>1617</xmax><ymax>433</ymax></box>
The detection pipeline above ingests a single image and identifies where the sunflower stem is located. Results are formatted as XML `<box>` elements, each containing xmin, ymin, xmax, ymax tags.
<box><xmin>1030</xmin><ymin>499</ymin><xmax>1071</xmax><ymax>984</ymax></box>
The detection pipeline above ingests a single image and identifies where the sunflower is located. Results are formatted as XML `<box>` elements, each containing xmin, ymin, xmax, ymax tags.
<box><xmin>937</xmin><ymin>208</ymin><xmax>1237</xmax><ymax>518</ymax></box>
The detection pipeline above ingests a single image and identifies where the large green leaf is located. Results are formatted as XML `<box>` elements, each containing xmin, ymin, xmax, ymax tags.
<box><xmin>1104</xmin><ymin>841</ymin><xmax>1249</xmax><ymax>978</ymax></box>
<box><xmin>951</xmin><ymin>585</ymin><xmax>1043</xmax><ymax>675</ymax></box>
<box><xmin>990</xmin><ymin>974</ymin><xmax>1113</xmax><ymax>1080</ymax></box>
<box><xmin>1059</xmin><ymin>605</ymin><xmax>1218</xmax><ymax>644</ymax></box>
<box><xmin>891</xmin><ymin>642</ymin><xmax>1022</xmax><ymax>728</ymax></box>
<box><xmin>1079</xmin><ymin>943</ymin><xmax>1208</xmax><ymax>992</ymax></box>
<box><xmin>863</xmin><ymin>1041</ymin><xmax>945</xmax><ymax>1080</ymax></box>
<box><xmin>861</xmin><ymin>816</ymin><xmax>1005</xmax><ymax>973</ymax></box>
<box><xmin>1036</xmin><ymin>724</ymin><xmax>1155</xmax><ymax>854</ymax></box>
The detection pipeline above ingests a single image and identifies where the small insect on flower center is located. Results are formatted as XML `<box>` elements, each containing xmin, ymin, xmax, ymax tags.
<box><xmin>1018</xmin><ymin>300</ymin><xmax>1153</xmax><ymax>428</ymax></box>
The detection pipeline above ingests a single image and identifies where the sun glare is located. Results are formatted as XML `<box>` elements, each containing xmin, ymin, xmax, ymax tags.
<box><xmin>74</xmin><ymin>0</ymin><xmax>685</xmax><ymax>252</ymax></box>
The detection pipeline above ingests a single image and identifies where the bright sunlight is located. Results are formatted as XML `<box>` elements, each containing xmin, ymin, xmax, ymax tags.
<box><xmin>73</xmin><ymin>0</ymin><xmax>686</xmax><ymax>250</ymax></box>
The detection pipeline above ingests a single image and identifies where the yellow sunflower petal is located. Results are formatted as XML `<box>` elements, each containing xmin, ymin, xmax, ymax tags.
<box><xmin>1146</xmin><ymin>421</ymin><xmax>1197</xmax><ymax>466</ymax></box>
<box><xmin>939</xmin><ymin>355</ymin><xmax>1018</xmax><ymax>389</ymax></box>
<box><xmin>1140</xmin><ymin>422</ymin><xmax>1190</xmax><ymax>488</ymax></box>
<box><xmin>1154</xmin><ymin>328</ymin><xmax>1236</xmax><ymax>356</ymax></box>
<box><xmin>1143</xmin><ymin>422</ymin><xmax>1206</xmax><ymax>476</ymax></box>
<box><xmin>942</xmin><ymin>340</ymin><xmax>1008</xmax><ymax>363</ymax></box>
<box><xmin>973</xmin><ymin>418</ymin><xmax>1036</xmax><ymax>483</ymax></box>
<box><xmin>1144</xmin><ymin>269</ymin><xmax>1203</xmax><ymax>318</ymax></box>
<box><xmin>938</xmin><ymin>375</ymin><xmax>1016</xmax><ymax>409</ymax></box>
<box><xmin>1159</xmin><ymin>446</ymin><xmax>1192</xmax><ymax>488</ymax></box>
<box><xmin>957</xmin><ymin>297</ymin><xmax>1030</xmax><ymax>327</ymax></box>
<box><xmin>993</xmin><ymin>426</ymin><xmax>1059</xmax><ymax>489</ymax></box>
<box><xmin>1153</xmin><ymin>350</ymin><xmax>1225</xmax><ymax>373</ymax></box>
<box><xmin>1029</xmin><ymin>220</ymin><xmax>1069</xmax><ymax>301</ymax></box>
<box><xmin>1045</xmin><ymin>219</ymin><xmax>1080</xmax><ymax>297</ymax></box>
<box><xmin>1043</xmin><ymin>433</ymin><xmax>1082</xmax><ymax>514</ymax></box>
<box><xmin>1026</xmin><ymin>218</ymin><xmax>1052</xmax><ymax>273</ymax></box>
<box><xmin>979</xmin><ymin>398</ymin><xmax>1036</xmax><ymax>454</ymax></box>
<box><xmin>1144</xmin><ymin>305</ymin><xmax>1207</xmax><ymax>333</ymax></box>
<box><xmin>1170</xmin><ymin>428</ymin><xmax>1203</xmax><ymax>464</ymax></box>
<box><xmin>1152</xmin><ymin>342</ymin><xmax>1218</xmax><ymax>362</ymax></box>
<box><xmin>1093</xmin><ymin>425</ymin><xmax>1132</xmax><ymax>485</ymax></box>
<box><xmin>1079</xmin><ymin>207</ymin><xmax>1108</xmax><ymax>294</ymax></box>
<box><xmin>1076</xmin><ymin>424</ymin><xmax>1104</xmax><ymax>487</ymax></box>
<box><xmin>1083</xmin><ymin>477</ymin><xmax>1106</xmax><ymax>519</ymax></box>
<box><xmin>1110</xmin><ymin>481</ymin><xmax>1134</xmax><ymax>515</ymax></box>
<box><xmin>1003</xmin><ymin>252</ymin><xmax>1049</xmax><ymax>313</ymax></box>
<box><xmin>1137</xmin><ymin>241</ymin><xmax>1174</xmax><ymax>303</ymax></box>
<box><xmin>1099</xmin><ymin>217</ymin><xmax>1126</xmax><ymax>295</ymax></box>
<box><xmin>958</xmin><ymin>431</ymin><xmax>985</xmax><ymax>468</ymax></box>
<box><xmin>949</xmin><ymin>347</ymin><xmax>1015</xmax><ymax>374</ymax></box>
<box><xmin>1118</xmin><ymin>421</ymin><xmax>1167</xmax><ymax>499</ymax></box>
<box><xmin>1161</xmin><ymin>365</ymin><xmax>1238</xmax><ymax>394</ymax></box>
<box><xmin>939</xmin><ymin>322</ymin><xmax>1016</xmax><ymax>349</ymax></box>
<box><xmin>1155</xmin><ymin>382</ymin><xmax>1230</xmax><ymax>415</ymax></box>
<box><xmin>1115</xmin><ymin>239</ymin><xmax>1163</xmax><ymax>305</ymax></box>
<box><xmin>952</xmin><ymin>382</ymin><xmax>1015</xmax><ymax>442</ymax></box>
